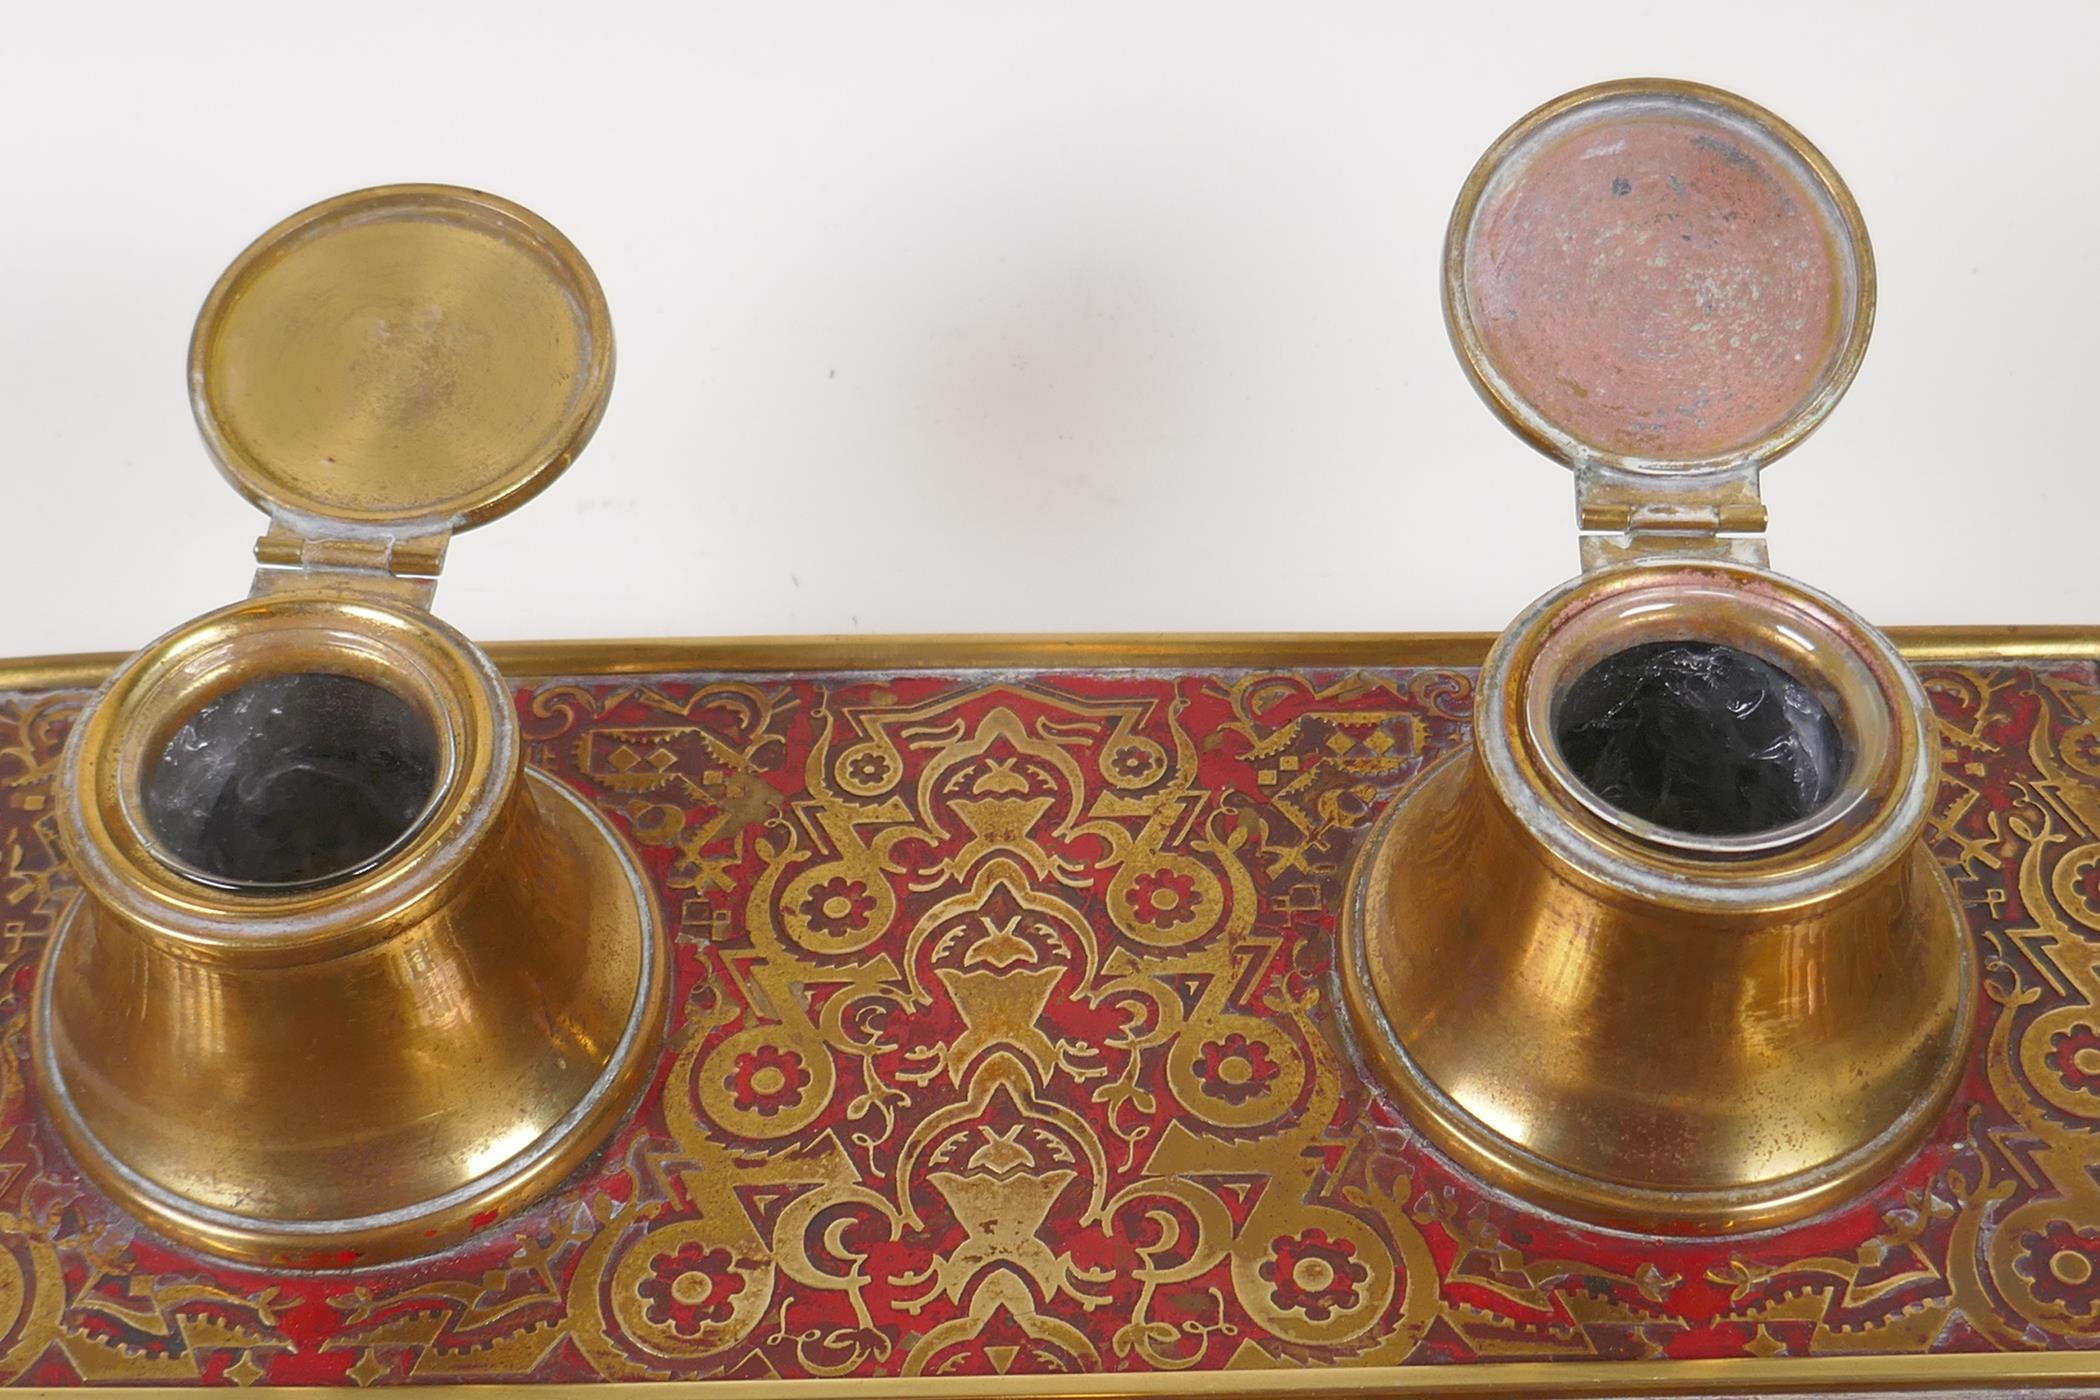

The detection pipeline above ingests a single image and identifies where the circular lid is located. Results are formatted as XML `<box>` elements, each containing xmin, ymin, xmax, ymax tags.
<box><xmin>1444</xmin><ymin>79</ymin><xmax>1873</xmax><ymax>475</ymax></box>
<box><xmin>190</xmin><ymin>185</ymin><xmax>614</xmax><ymax>534</ymax></box>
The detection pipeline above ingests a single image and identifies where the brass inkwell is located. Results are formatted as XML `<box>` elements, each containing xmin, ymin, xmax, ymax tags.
<box><xmin>1341</xmin><ymin>80</ymin><xmax>1974</xmax><ymax>1233</ymax></box>
<box><xmin>33</xmin><ymin>186</ymin><xmax>668</xmax><ymax>1267</ymax></box>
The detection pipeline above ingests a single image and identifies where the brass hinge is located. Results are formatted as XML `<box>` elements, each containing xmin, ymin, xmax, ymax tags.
<box><xmin>250</xmin><ymin>522</ymin><xmax>450</xmax><ymax>607</ymax></box>
<box><xmin>1574</xmin><ymin>460</ymin><xmax>1771</xmax><ymax>572</ymax></box>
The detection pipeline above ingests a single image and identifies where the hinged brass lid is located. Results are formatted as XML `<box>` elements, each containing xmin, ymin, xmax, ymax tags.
<box><xmin>1442</xmin><ymin>80</ymin><xmax>1874</xmax><ymax>566</ymax></box>
<box><xmin>189</xmin><ymin>184</ymin><xmax>614</xmax><ymax>583</ymax></box>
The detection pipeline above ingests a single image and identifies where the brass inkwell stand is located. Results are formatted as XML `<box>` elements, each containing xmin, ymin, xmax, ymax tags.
<box><xmin>1341</xmin><ymin>80</ymin><xmax>1973</xmax><ymax>1234</ymax></box>
<box><xmin>10</xmin><ymin>78</ymin><xmax>2070</xmax><ymax>1396</ymax></box>
<box><xmin>32</xmin><ymin>187</ymin><xmax>667</xmax><ymax>1267</ymax></box>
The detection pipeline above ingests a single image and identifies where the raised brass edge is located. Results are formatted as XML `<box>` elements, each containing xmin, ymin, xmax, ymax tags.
<box><xmin>30</xmin><ymin>769</ymin><xmax>670</xmax><ymax>1268</ymax></box>
<box><xmin>15</xmin><ymin>1348</ymin><xmax>2100</xmax><ymax>1397</ymax></box>
<box><xmin>0</xmin><ymin>626</ymin><xmax>2094</xmax><ymax>694</ymax></box>
<box><xmin>1442</xmin><ymin>76</ymin><xmax>1877</xmax><ymax>479</ymax></box>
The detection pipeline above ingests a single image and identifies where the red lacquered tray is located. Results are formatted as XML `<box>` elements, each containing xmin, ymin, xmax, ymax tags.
<box><xmin>0</xmin><ymin>633</ymin><xmax>2092</xmax><ymax>1396</ymax></box>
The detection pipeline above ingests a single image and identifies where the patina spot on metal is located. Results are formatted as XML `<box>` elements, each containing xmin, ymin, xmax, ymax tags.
<box><xmin>1466</xmin><ymin>112</ymin><xmax>1842</xmax><ymax>463</ymax></box>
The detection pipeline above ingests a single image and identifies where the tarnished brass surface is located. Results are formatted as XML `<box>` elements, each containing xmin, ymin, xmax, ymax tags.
<box><xmin>34</xmin><ymin>592</ymin><xmax>668</xmax><ymax>1266</ymax></box>
<box><xmin>1342</xmin><ymin>561</ymin><xmax>1974</xmax><ymax>1232</ymax></box>
<box><xmin>190</xmin><ymin>184</ymin><xmax>614</xmax><ymax>533</ymax></box>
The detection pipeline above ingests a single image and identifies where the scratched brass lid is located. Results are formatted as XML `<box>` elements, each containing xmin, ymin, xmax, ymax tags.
<box><xmin>189</xmin><ymin>184</ymin><xmax>614</xmax><ymax>536</ymax></box>
<box><xmin>1443</xmin><ymin>79</ymin><xmax>1874</xmax><ymax>478</ymax></box>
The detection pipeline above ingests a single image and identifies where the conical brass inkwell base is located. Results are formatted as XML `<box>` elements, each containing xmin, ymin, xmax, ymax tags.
<box><xmin>36</xmin><ymin>594</ymin><xmax>668</xmax><ymax>1268</ymax></box>
<box><xmin>31</xmin><ymin>186</ymin><xmax>668</xmax><ymax>1268</ymax></box>
<box><xmin>1340</xmin><ymin>562</ymin><xmax>1973</xmax><ymax>1234</ymax></box>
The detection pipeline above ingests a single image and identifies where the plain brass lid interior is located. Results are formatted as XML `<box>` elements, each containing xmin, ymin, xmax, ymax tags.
<box><xmin>188</xmin><ymin>184</ymin><xmax>614</xmax><ymax>535</ymax></box>
<box><xmin>1444</xmin><ymin>79</ymin><xmax>1874</xmax><ymax>477</ymax></box>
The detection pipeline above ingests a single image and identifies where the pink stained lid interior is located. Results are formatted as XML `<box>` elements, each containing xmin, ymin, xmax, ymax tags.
<box><xmin>1453</xmin><ymin>87</ymin><xmax>1867</xmax><ymax>472</ymax></box>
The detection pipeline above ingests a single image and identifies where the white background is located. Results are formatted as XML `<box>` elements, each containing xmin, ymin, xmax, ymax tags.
<box><xmin>2</xmin><ymin>2</ymin><xmax>2092</xmax><ymax>659</ymax></box>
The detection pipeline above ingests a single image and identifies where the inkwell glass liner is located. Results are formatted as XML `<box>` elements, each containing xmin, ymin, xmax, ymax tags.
<box><xmin>1339</xmin><ymin>80</ymin><xmax>1974</xmax><ymax>1234</ymax></box>
<box><xmin>33</xmin><ymin>186</ymin><xmax>669</xmax><ymax>1268</ymax></box>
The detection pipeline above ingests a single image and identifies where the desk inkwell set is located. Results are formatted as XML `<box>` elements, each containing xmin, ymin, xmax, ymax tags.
<box><xmin>0</xmin><ymin>80</ymin><xmax>2091</xmax><ymax>1397</ymax></box>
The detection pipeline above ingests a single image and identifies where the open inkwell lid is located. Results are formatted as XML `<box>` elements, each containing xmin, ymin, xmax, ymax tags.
<box><xmin>189</xmin><ymin>184</ymin><xmax>614</xmax><ymax>592</ymax></box>
<box><xmin>1442</xmin><ymin>79</ymin><xmax>1874</xmax><ymax>567</ymax></box>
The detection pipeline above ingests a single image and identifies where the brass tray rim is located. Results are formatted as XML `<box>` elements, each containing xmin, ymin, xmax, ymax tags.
<box><xmin>1</xmin><ymin>625</ymin><xmax>2095</xmax><ymax>695</ymax></box>
<box><xmin>11</xmin><ymin>1350</ymin><xmax>2095</xmax><ymax>1396</ymax></box>
<box><xmin>5</xmin><ymin>625</ymin><xmax>2096</xmax><ymax>1397</ymax></box>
